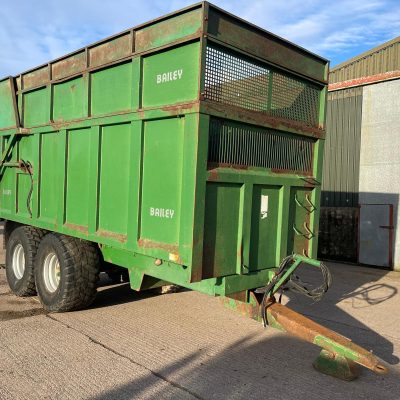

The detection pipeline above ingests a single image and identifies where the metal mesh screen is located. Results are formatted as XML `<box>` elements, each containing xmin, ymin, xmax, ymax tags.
<box><xmin>204</xmin><ymin>46</ymin><xmax>321</xmax><ymax>127</ymax></box>
<box><xmin>208</xmin><ymin>118</ymin><xmax>315</xmax><ymax>174</ymax></box>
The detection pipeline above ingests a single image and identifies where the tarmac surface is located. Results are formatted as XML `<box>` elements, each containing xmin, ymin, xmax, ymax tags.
<box><xmin>1</xmin><ymin>232</ymin><xmax>400</xmax><ymax>399</ymax></box>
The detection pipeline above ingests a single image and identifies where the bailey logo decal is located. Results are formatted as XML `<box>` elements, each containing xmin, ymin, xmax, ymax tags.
<box><xmin>150</xmin><ymin>207</ymin><xmax>175</xmax><ymax>219</ymax></box>
<box><xmin>156</xmin><ymin>69</ymin><xmax>183</xmax><ymax>84</ymax></box>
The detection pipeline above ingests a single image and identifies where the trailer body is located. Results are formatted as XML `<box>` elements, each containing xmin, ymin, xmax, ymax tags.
<box><xmin>0</xmin><ymin>2</ymin><xmax>327</xmax><ymax>297</ymax></box>
<box><xmin>0</xmin><ymin>2</ymin><xmax>389</xmax><ymax>380</ymax></box>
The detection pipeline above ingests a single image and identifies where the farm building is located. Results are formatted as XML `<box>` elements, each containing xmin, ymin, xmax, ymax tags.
<box><xmin>319</xmin><ymin>36</ymin><xmax>400</xmax><ymax>270</ymax></box>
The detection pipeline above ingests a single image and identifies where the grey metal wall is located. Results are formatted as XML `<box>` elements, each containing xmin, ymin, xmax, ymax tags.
<box><xmin>321</xmin><ymin>87</ymin><xmax>363</xmax><ymax>207</ymax></box>
<box><xmin>358</xmin><ymin>79</ymin><xmax>400</xmax><ymax>269</ymax></box>
<box><xmin>330</xmin><ymin>37</ymin><xmax>400</xmax><ymax>83</ymax></box>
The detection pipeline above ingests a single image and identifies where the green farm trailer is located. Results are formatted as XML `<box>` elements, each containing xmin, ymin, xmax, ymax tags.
<box><xmin>0</xmin><ymin>2</ymin><xmax>387</xmax><ymax>379</ymax></box>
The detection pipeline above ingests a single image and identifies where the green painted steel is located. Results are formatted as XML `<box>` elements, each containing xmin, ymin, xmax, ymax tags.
<box><xmin>0</xmin><ymin>2</ymin><xmax>328</xmax><ymax>297</ymax></box>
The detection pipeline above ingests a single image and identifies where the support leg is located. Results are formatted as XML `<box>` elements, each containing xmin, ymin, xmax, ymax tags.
<box><xmin>313</xmin><ymin>349</ymin><xmax>359</xmax><ymax>381</ymax></box>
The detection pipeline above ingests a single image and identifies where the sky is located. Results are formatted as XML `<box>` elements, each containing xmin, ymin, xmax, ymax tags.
<box><xmin>0</xmin><ymin>0</ymin><xmax>399</xmax><ymax>78</ymax></box>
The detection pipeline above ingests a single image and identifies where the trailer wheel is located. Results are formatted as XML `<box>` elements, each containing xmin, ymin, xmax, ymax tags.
<box><xmin>5</xmin><ymin>225</ymin><xmax>45</xmax><ymax>296</ymax></box>
<box><xmin>35</xmin><ymin>233</ymin><xmax>100</xmax><ymax>312</ymax></box>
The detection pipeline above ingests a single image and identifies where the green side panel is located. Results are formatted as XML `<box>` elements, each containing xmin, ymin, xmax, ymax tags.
<box><xmin>23</xmin><ymin>87</ymin><xmax>49</xmax><ymax>127</ymax></box>
<box><xmin>98</xmin><ymin>123</ymin><xmax>131</xmax><ymax>235</ymax></box>
<box><xmin>135</xmin><ymin>8</ymin><xmax>202</xmax><ymax>52</ymax></box>
<box><xmin>18</xmin><ymin>133</ymin><xmax>35</xmax><ymax>164</ymax></box>
<box><xmin>65</xmin><ymin>128</ymin><xmax>92</xmax><ymax>227</ymax></box>
<box><xmin>288</xmin><ymin>187</ymin><xmax>313</xmax><ymax>256</ymax></box>
<box><xmin>142</xmin><ymin>42</ymin><xmax>200</xmax><ymax>108</ymax></box>
<box><xmin>53</xmin><ymin>76</ymin><xmax>87</xmax><ymax>122</ymax></box>
<box><xmin>249</xmin><ymin>185</ymin><xmax>281</xmax><ymax>271</ymax></box>
<box><xmin>91</xmin><ymin>62</ymin><xmax>132</xmax><ymax>116</ymax></box>
<box><xmin>0</xmin><ymin>80</ymin><xmax>16</xmax><ymax>129</ymax></box>
<box><xmin>140</xmin><ymin>118</ymin><xmax>184</xmax><ymax>246</ymax></box>
<box><xmin>0</xmin><ymin>136</ymin><xmax>17</xmax><ymax>215</ymax></box>
<box><xmin>0</xmin><ymin>167</ymin><xmax>15</xmax><ymax>213</ymax></box>
<box><xmin>202</xmin><ymin>183</ymin><xmax>241</xmax><ymax>279</ymax></box>
<box><xmin>39</xmin><ymin>132</ymin><xmax>63</xmax><ymax>223</ymax></box>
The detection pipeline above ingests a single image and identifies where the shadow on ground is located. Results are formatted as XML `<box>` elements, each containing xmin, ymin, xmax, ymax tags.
<box><xmin>92</xmin><ymin>262</ymin><xmax>399</xmax><ymax>367</ymax></box>
<box><xmin>88</xmin><ymin>333</ymin><xmax>399</xmax><ymax>400</ymax></box>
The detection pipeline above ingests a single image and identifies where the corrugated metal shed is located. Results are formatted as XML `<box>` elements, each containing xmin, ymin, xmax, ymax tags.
<box><xmin>322</xmin><ymin>87</ymin><xmax>362</xmax><ymax>207</ymax></box>
<box><xmin>322</xmin><ymin>36</ymin><xmax>400</xmax><ymax>207</ymax></box>
<box><xmin>329</xmin><ymin>36</ymin><xmax>400</xmax><ymax>84</ymax></box>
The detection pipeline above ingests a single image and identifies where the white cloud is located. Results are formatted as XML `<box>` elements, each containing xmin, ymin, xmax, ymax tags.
<box><xmin>0</xmin><ymin>0</ymin><xmax>399</xmax><ymax>77</ymax></box>
<box><xmin>234</xmin><ymin>0</ymin><xmax>400</xmax><ymax>62</ymax></box>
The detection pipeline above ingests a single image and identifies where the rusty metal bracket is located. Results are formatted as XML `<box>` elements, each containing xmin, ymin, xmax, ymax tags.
<box><xmin>303</xmin><ymin>222</ymin><xmax>314</xmax><ymax>238</ymax></box>
<box><xmin>294</xmin><ymin>193</ymin><xmax>316</xmax><ymax>213</ymax></box>
<box><xmin>0</xmin><ymin>158</ymin><xmax>33</xmax><ymax>174</ymax></box>
<box><xmin>305</xmin><ymin>193</ymin><xmax>316</xmax><ymax>212</ymax></box>
<box><xmin>293</xmin><ymin>223</ymin><xmax>314</xmax><ymax>240</ymax></box>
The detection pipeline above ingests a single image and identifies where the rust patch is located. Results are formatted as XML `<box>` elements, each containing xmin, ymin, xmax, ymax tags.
<box><xmin>271</xmin><ymin>167</ymin><xmax>312</xmax><ymax>176</ymax></box>
<box><xmin>201</xmin><ymin>100</ymin><xmax>325</xmax><ymax>138</ymax></box>
<box><xmin>48</xmin><ymin>108</ymin><xmax>135</xmax><ymax>131</ymax></box>
<box><xmin>206</xmin><ymin>168</ymin><xmax>219</xmax><ymax>181</ymax></box>
<box><xmin>63</xmin><ymin>223</ymin><xmax>89</xmax><ymax>235</ymax></box>
<box><xmin>89</xmin><ymin>33</ymin><xmax>131</xmax><ymax>68</ymax></box>
<box><xmin>135</xmin><ymin>8</ymin><xmax>202</xmax><ymax>52</ymax></box>
<box><xmin>207</xmin><ymin>164</ymin><xmax>313</xmax><ymax>177</ymax></box>
<box><xmin>96</xmin><ymin>229</ymin><xmax>127</xmax><ymax>243</ymax></box>
<box><xmin>329</xmin><ymin>70</ymin><xmax>400</xmax><ymax>91</ymax></box>
<box><xmin>138</xmin><ymin>238</ymin><xmax>179</xmax><ymax>253</ymax></box>
<box><xmin>52</xmin><ymin>51</ymin><xmax>86</xmax><ymax>81</ymax></box>
<box><xmin>161</xmin><ymin>101</ymin><xmax>199</xmax><ymax>114</ymax></box>
<box><xmin>22</xmin><ymin>65</ymin><xmax>49</xmax><ymax>90</ymax></box>
<box><xmin>227</xmin><ymin>290</ymin><xmax>247</xmax><ymax>302</ymax></box>
<box><xmin>207</xmin><ymin>162</ymin><xmax>249</xmax><ymax>171</ymax></box>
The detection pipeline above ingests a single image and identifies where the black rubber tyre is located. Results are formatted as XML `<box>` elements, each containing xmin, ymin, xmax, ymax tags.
<box><xmin>34</xmin><ymin>233</ymin><xmax>100</xmax><ymax>312</ymax></box>
<box><xmin>5</xmin><ymin>225</ymin><xmax>45</xmax><ymax>296</ymax></box>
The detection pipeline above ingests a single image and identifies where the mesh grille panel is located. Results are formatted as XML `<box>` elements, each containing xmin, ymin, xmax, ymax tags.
<box><xmin>208</xmin><ymin>119</ymin><xmax>315</xmax><ymax>174</ymax></box>
<box><xmin>204</xmin><ymin>46</ymin><xmax>321</xmax><ymax>127</ymax></box>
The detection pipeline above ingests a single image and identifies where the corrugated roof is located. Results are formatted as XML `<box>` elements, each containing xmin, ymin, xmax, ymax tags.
<box><xmin>329</xmin><ymin>36</ymin><xmax>400</xmax><ymax>84</ymax></box>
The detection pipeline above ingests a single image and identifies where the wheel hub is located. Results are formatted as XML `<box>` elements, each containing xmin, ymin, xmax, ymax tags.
<box><xmin>12</xmin><ymin>244</ymin><xmax>25</xmax><ymax>280</ymax></box>
<box><xmin>43</xmin><ymin>252</ymin><xmax>61</xmax><ymax>293</ymax></box>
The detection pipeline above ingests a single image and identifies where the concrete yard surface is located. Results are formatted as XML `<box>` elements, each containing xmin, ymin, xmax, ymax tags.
<box><xmin>1</xmin><ymin>249</ymin><xmax>400</xmax><ymax>399</ymax></box>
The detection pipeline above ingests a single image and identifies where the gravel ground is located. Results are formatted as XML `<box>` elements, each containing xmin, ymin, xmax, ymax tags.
<box><xmin>1</xmin><ymin>230</ymin><xmax>400</xmax><ymax>399</ymax></box>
